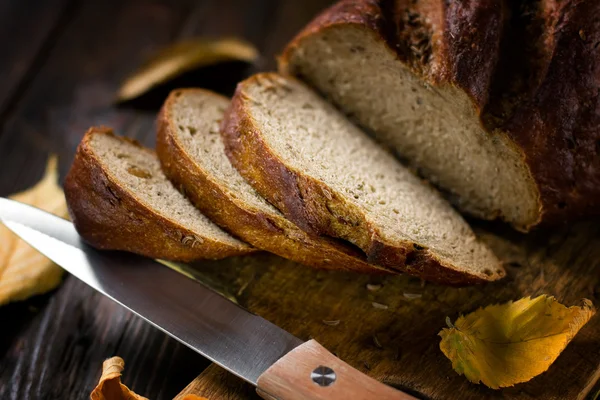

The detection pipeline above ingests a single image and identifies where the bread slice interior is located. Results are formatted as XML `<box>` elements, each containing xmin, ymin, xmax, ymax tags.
<box><xmin>88</xmin><ymin>131</ymin><xmax>249</xmax><ymax>249</ymax></box>
<box><xmin>167</xmin><ymin>92</ymin><xmax>276</xmax><ymax>214</ymax></box>
<box><xmin>158</xmin><ymin>89</ymin><xmax>392</xmax><ymax>274</ymax></box>
<box><xmin>227</xmin><ymin>73</ymin><xmax>504</xmax><ymax>283</ymax></box>
<box><xmin>281</xmin><ymin>23</ymin><xmax>540</xmax><ymax>230</ymax></box>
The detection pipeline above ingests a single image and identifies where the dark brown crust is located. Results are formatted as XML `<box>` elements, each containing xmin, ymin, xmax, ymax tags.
<box><xmin>221</xmin><ymin>73</ymin><xmax>502</xmax><ymax>286</ymax></box>
<box><xmin>64</xmin><ymin>126</ymin><xmax>254</xmax><ymax>262</ymax></box>
<box><xmin>440</xmin><ymin>0</ymin><xmax>505</xmax><ymax>109</ymax></box>
<box><xmin>281</xmin><ymin>0</ymin><xmax>503</xmax><ymax>112</ymax></box>
<box><xmin>485</xmin><ymin>0</ymin><xmax>558</xmax><ymax>127</ymax></box>
<box><xmin>503</xmin><ymin>0</ymin><xmax>600</xmax><ymax>225</ymax></box>
<box><xmin>156</xmin><ymin>89</ymin><xmax>393</xmax><ymax>274</ymax></box>
<box><xmin>280</xmin><ymin>0</ymin><xmax>600</xmax><ymax>230</ymax></box>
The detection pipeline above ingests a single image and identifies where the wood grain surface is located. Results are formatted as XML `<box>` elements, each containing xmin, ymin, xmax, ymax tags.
<box><xmin>0</xmin><ymin>1</ymin><xmax>598</xmax><ymax>399</ymax></box>
<box><xmin>173</xmin><ymin>364</ymin><xmax>256</xmax><ymax>400</ymax></box>
<box><xmin>166</xmin><ymin>221</ymin><xmax>600</xmax><ymax>400</ymax></box>
<box><xmin>0</xmin><ymin>0</ymin><xmax>74</xmax><ymax>121</ymax></box>
<box><xmin>256</xmin><ymin>339</ymin><xmax>418</xmax><ymax>399</ymax></box>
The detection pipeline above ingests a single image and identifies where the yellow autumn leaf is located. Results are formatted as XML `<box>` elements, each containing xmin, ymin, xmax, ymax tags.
<box><xmin>117</xmin><ymin>37</ymin><xmax>258</xmax><ymax>101</ymax></box>
<box><xmin>439</xmin><ymin>295</ymin><xmax>595</xmax><ymax>389</ymax></box>
<box><xmin>0</xmin><ymin>155</ymin><xmax>68</xmax><ymax>305</ymax></box>
<box><xmin>90</xmin><ymin>357</ymin><xmax>149</xmax><ymax>400</ymax></box>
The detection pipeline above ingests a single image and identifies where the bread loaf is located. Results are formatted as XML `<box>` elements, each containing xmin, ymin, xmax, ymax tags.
<box><xmin>280</xmin><ymin>0</ymin><xmax>600</xmax><ymax>231</ymax></box>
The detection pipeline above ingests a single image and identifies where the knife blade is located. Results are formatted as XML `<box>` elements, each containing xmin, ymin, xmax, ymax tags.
<box><xmin>0</xmin><ymin>197</ymin><xmax>417</xmax><ymax>400</ymax></box>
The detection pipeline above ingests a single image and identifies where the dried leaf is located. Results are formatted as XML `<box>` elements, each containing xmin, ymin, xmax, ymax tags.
<box><xmin>117</xmin><ymin>37</ymin><xmax>258</xmax><ymax>101</ymax></box>
<box><xmin>0</xmin><ymin>156</ymin><xmax>68</xmax><ymax>305</ymax></box>
<box><xmin>90</xmin><ymin>357</ymin><xmax>148</xmax><ymax>400</ymax></box>
<box><xmin>439</xmin><ymin>295</ymin><xmax>595</xmax><ymax>389</ymax></box>
<box><xmin>181</xmin><ymin>396</ymin><xmax>209</xmax><ymax>400</ymax></box>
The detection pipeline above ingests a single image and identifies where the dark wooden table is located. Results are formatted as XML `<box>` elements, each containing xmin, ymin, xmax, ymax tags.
<box><xmin>0</xmin><ymin>1</ymin><xmax>335</xmax><ymax>398</ymax></box>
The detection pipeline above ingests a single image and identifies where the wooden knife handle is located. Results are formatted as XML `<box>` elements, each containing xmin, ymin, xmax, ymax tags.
<box><xmin>256</xmin><ymin>340</ymin><xmax>418</xmax><ymax>400</ymax></box>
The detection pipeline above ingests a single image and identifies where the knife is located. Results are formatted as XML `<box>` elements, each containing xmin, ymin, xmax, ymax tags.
<box><xmin>0</xmin><ymin>197</ymin><xmax>417</xmax><ymax>400</ymax></box>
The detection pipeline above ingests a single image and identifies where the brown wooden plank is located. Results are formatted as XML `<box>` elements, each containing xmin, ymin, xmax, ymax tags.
<box><xmin>0</xmin><ymin>0</ymin><xmax>74</xmax><ymax>124</ymax></box>
<box><xmin>0</xmin><ymin>0</ymin><xmax>198</xmax><ymax>196</ymax></box>
<box><xmin>172</xmin><ymin>221</ymin><xmax>600</xmax><ymax>400</ymax></box>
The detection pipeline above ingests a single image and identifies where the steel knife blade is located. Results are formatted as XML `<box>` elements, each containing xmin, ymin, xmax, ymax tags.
<box><xmin>0</xmin><ymin>197</ymin><xmax>416</xmax><ymax>400</ymax></box>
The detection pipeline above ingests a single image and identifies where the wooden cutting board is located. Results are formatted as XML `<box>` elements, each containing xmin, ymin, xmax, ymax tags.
<box><xmin>173</xmin><ymin>221</ymin><xmax>600</xmax><ymax>400</ymax></box>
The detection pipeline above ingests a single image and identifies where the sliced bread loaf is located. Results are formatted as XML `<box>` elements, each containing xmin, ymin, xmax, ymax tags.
<box><xmin>222</xmin><ymin>73</ymin><xmax>504</xmax><ymax>285</ymax></box>
<box><xmin>157</xmin><ymin>89</ymin><xmax>391</xmax><ymax>274</ymax></box>
<box><xmin>279</xmin><ymin>0</ymin><xmax>600</xmax><ymax>231</ymax></box>
<box><xmin>64</xmin><ymin>127</ymin><xmax>254</xmax><ymax>261</ymax></box>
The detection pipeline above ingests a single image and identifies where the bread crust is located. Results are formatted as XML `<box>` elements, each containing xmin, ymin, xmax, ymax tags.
<box><xmin>222</xmin><ymin>74</ymin><xmax>502</xmax><ymax>285</ymax></box>
<box><xmin>156</xmin><ymin>89</ymin><xmax>392</xmax><ymax>274</ymax></box>
<box><xmin>280</xmin><ymin>0</ymin><xmax>600</xmax><ymax>230</ymax></box>
<box><xmin>279</xmin><ymin>0</ymin><xmax>386</xmax><ymax>76</ymax></box>
<box><xmin>64</xmin><ymin>126</ymin><xmax>254</xmax><ymax>262</ymax></box>
<box><xmin>503</xmin><ymin>0</ymin><xmax>600</xmax><ymax>224</ymax></box>
<box><xmin>438</xmin><ymin>0</ymin><xmax>505</xmax><ymax>108</ymax></box>
<box><xmin>280</xmin><ymin>0</ymin><xmax>504</xmax><ymax>112</ymax></box>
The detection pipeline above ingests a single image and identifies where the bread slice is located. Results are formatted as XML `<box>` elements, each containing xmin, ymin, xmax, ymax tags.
<box><xmin>157</xmin><ymin>89</ymin><xmax>392</xmax><ymax>274</ymax></box>
<box><xmin>64</xmin><ymin>127</ymin><xmax>254</xmax><ymax>261</ymax></box>
<box><xmin>279</xmin><ymin>0</ymin><xmax>600</xmax><ymax>231</ymax></box>
<box><xmin>222</xmin><ymin>73</ymin><xmax>504</xmax><ymax>285</ymax></box>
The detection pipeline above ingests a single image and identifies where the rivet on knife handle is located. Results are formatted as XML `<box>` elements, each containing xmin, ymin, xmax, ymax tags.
<box><xmin>256</xmin><ymin>339</ymin><xmax>418</xmax><ymax>400</ymax></box>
